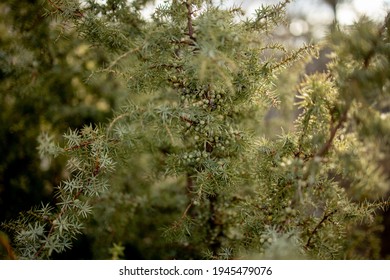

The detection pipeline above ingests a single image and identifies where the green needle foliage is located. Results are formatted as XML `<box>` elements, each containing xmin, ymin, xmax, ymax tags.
<box><xmin>1</xmin><ymin>0</ymin><xmax>390</xmax><ymax>259</ymax></box>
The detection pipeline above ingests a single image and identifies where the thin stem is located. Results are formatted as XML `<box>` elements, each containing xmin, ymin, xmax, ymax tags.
<box><xmin>34</xmin><ymin>144</ymin><xmax>105</xmax><ymax>259</ymax></box>
<box><xmin>164</xmin><ymin>123</ymin><xmax>175</xmax><ymax>145</ymax></box>
<box><xmin>184</xmin><ymin>1</ymin><xmax>196</xmax><ymax>41</ymax></box>
<box><xmin>316</xmin><ymin>107</ymin><xmax>349</xmax><ymax>158</ymax></box>
<box><xmin>305</xmin><ymin>209</ymin><xmax>337</xmax><ymax>249</ymax></box>
<box><xmin>33</xmin><ymin>188</ymin><xmax>85</xmax><ymax>259</ymax></box>
<box><xmin>47</xmin><ymin>0</ymin><xmax>84</xmax><ymax>18</ymax></box>
<box><xmin>64</xmin><ymin>140</ymin><xmax>94</xmax><ymax>151</ymax></box>
<box><xmin>181</xmin><ymin>202</ymin><xmax>193</xmax><ymax>220</ymax></box>
<box><xmin>106</xmin><ymin>112</ymin><xmax>131</xmax><ymax>137</ymax></box>
<box><xmin>47</xmin><ymin>0</ymin><xmax>64</xmax><ymax>14</ymax></box>
<box><xmin>86</xmin><ymin>48</ymin><xmax>140</xmax><ymax>83</ymax></box>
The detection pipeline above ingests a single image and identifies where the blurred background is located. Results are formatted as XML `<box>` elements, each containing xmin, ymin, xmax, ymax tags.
<box><xmin>143</xmin><ymin>0</ymin><xmax>390</xmax><ymax>40</ymax></box>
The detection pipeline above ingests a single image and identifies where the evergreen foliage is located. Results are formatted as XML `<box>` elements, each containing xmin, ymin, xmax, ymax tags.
<box><xmin>0</xmin><ymin>0</ymin><xmax>123</xmax><ymax>225</ymax></box>
<box><xmin>1</xmin><ymin>0</ymin><xmax>389</xmax><ymax>259</ymax></box>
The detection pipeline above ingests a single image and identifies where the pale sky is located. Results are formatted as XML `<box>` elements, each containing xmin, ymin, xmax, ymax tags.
<box><xmin>92</xmin><ymin>0</ymin><xmax>390</xmax><ymax>38</ymax></box>
<box><xmin>142</xmin><ymin>0</ymin><xmax>390</xmax><ymax>26</ymax></box>
<box><xmin>138</xmin><ymin>0</ymin><xmax>389</xmax><ymax>39</ymax></box>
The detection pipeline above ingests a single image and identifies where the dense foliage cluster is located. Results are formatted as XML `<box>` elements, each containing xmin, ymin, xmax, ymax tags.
<box><xmin>1</xmin><ymin>0</ymin><xmax>389</xmax><ymax>259</ymax></box>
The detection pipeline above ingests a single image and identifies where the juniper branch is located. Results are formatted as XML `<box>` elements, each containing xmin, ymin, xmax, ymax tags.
<box><xmin>305</xmin><ymin>209</ymin><xmax>338</xmax><ymax>249</ymax></box>
<box><xmin>316</xmin><ymin>107</ymin><xmax>349</xmax><ymax>158</ymax></box>
<box><xmin>184</xmin><ymin>1</ymin><xmax>196</xmax><ymax>41</ymax></box>
<box><xmin>46</xmin><ymin>0</ymin><xmax>84</xmax><ymax>18</ymax></box>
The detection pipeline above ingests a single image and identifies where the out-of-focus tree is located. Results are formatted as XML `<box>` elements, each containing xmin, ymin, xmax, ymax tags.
<box><xmin>0</xmin><ymin>0</ymin><xmax>130</xmax><ymax>242</ymax></box>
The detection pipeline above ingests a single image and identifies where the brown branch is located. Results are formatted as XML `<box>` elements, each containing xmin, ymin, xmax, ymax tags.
<box><xmin>169</xmin><ymin>175</ymin><xmax>195</xmax><ymax>232</ymax></box>
<box><xmin>106</xmin><ymin>112</ymin><xmax>131</xmax><ymax>137</ymax></box>
<box><xmin>316</xmin><ymin>108</ymin><xmax>348</xmax><ymax>158</ymax></box>
<box><xmin>305</xmin><ymin>209</ymin><xmax>337</xmax><ymax>249</ymax></box>
<box><xmin>184</xmin><ymin>1</ymin><xmax>196</xmax><ymax>41</ymax></box>
<box><xmin>149</xmin><ymin>63</ymin><xmax>183</xmax><ymax>71</ymax></box>
<box><xmin>47</xmin><ymin>0</ymin><xmax>84</xmax><ymax>18</ymax></box>
<box><xmin>180</xmin><ymin>115</ymin><xmax>194</xmax><ymax>125</ymax></box>
<box><xmin>181</xmin><ymin>202</ymin><xmax>193</xmax><ymax>220</ymax></box>
<box><xmin>33</xmin><ymin>186</ymin><xmax>85</xmax><ymax>259</ymax></box>
<box><xmin>47</xmin><ymin>0</ymin><xmax>64</xmax><ymax>14</ymax></box>
<box><xmin>64</xmin><ymin>140</ymin><xmax>94</xmax><ymax>151</ymax></box>
<box><xmin>33</xmin><ymin>149</ymin><xmax>105</xmax><ymax>258</ymax></box>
